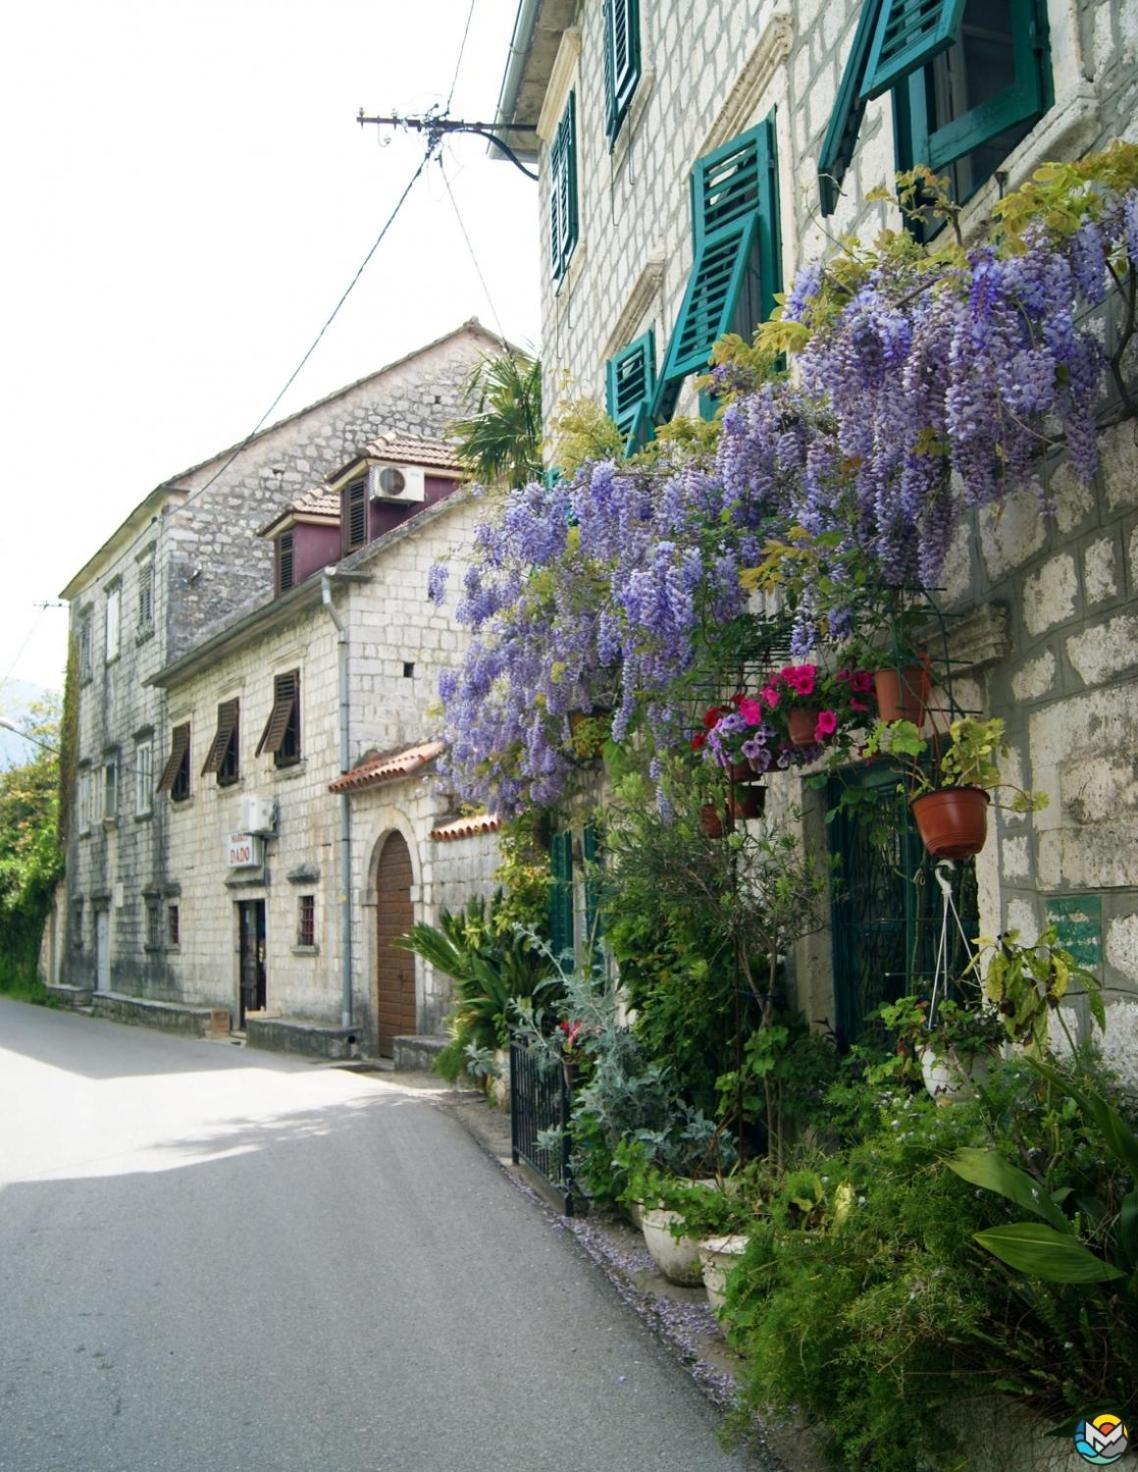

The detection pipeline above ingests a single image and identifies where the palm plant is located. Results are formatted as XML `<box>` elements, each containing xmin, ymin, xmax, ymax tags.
<box><xmin>450</xmin><ymin>352</ymin><xmax>543</xmax><ymax>488</ymax></box>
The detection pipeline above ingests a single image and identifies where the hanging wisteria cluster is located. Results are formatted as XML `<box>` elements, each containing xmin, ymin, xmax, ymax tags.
<box><xmin>435</xmin><ymin>169</ymin><xmax>1138</xmax><ymax>813</ymax></box>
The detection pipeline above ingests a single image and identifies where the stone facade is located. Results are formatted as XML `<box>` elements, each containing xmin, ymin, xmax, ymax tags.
<box><xmin>59</xmin><ymin>322</ymin><xmax>502</xmax><ymax>1021</ymax></box>
<box><xmin>497</xmin><ymin>2</ymin><xmax>1138</xmax><ymax>1056</ymax></box>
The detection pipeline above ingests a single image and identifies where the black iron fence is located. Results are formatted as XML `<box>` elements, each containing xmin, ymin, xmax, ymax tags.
<box><xmin>509</xmin><ymin>1042</ymin><xmax>575</xmax><ymax>1215</ymax></box>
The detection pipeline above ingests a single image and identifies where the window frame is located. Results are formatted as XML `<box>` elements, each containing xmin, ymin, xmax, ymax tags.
<box><xmin>202</xmin><ymin>699</ymin><xmax>241</xmax><ymax>787</ymax></box>
<box><xmin>602</xmin><ymin>0</ymin><xmax>641</xmax><ymax>147</ymax></box>
<box><xmin>550</xmin><ymin>91</ymin><xmax>579</xmax><ymax>284</ymax></box>
<box><xmin>276</xmin><ymin>531</ymin><xmax>296</xmax><ymax>595</ymax></box>
<box><xmin>297</xmin><ymin>894</ymin><xmax>316</xmax><ymax>949</ymax></box>
<box><xmin>77</xmin><ymin>608</ymin><xmax>93</xmax><ymax>683</ymax></box>
<box><xmin>103</xmin><ymin>753</ymin><xmax>119</xmax><ymax>822</ymax></box>
<box><xmin>605</xmin><ymin>331</ymin><xmax>657</xmax><ymax>454</ymax></box>
<box><xmin>257</xmin><ymin>671</ymin><xmax>301</xmax><ymax>768</ymax></box>
<box><xmin>71</xmin><ymin>899</ymin><xmax>84</xmax><ymax>950</ymax></box>
<box><xmin>157</xmin><ymin>723</ymin><xmax>192</xmax><ymax>803</ymax></box>
<box><xmin>134</xmin><ymin>737</ymin><xmax>153</xmax><ymax>818</ymax></box>
<box><xmin>342</xmin><ymin>479</ymin><xmax>368</xmax><ymax>556</ymax></box>
<box><xmin>137</xmin><ymin>555</ymin><xmax>155</xmax><ymax>636</ymax></box>
<box><xmin>167</xmin><ymin>904</ymin><xmax>181</xmax><ymax>949</ymax></box>
<box><xmin>104</xmin><ymin>582</ymin><xmax>122</xmax><ymax>664</ymax></box>
<box><xmin>146</xmin><ymin>897</ymin><xmax>163</xmax><ymax>951</ymax></box>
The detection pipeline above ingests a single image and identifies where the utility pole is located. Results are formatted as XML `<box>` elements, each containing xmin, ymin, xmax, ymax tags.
<box><xmin>357</xmin><ymin>107</ymin><xmax>539</xmax><ymax>180</ymax></box>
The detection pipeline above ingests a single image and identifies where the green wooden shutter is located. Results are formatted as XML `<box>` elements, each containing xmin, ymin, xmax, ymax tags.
<box><xmin>603</xmin><ymin>0</ymin><xmax>641</xmax><ymax>145</ymax></box>
<box><xmin>655</xmin><ymin>115</ymin><xmax>780</xmax><ymax>421</ymax></box>
<box><xmin>861</xmin><ymin>0</ymin><xmax>967</xmax><ymax>101</ymax></box>
<box><xmin>550</xmin><ymin>93</ymin><xmax>578</xmax><ymax>281</ymax></box>
<box><xmin>550</xmin><ymin>830</ymin><xmax>574</xmax><ymax>960</ymax></box>
<box><xmin>818</xmin><ymin>0</ymin><xmax>885</xmax><ymax>216</ymax></box>
<box><xmin>605</xmin><ymin>332</ymin><xmax>656</xmax><ymax>454</ymax></box>
<box><xmin>583</xmin><ymin>824</ymin><xmax>603</xmax><ymax>946</ymax></box>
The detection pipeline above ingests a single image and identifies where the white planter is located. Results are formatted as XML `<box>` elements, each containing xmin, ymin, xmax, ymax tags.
<box><xmin>699</xmin><ymin>1233</ymin><xmax>749</xmax><ymax>1313</ymax></box>
<box><xmin>920</xmin><ymin>1044</ymin><xmax>991</xmax><ymax>1104</ymax></box>
<box><xmin>640</xmin><ymin>1209</ymin><xmax>704</xmax><ymax>1285</ymax></box>
<box><xmin>490</xmin><ymin>1048</ymin><xmax>511</xmax><ymax>1111</ymax></box>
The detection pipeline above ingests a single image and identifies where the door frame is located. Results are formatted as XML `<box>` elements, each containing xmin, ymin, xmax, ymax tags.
<box><xmin>365</xmin><ymin>823</ymin><xmax>421</xmax><ymax>1057</ymax></box>
<box><xmin>94</xmin><ymin>904</ymin><xmax>111</xmax><ymax>994</ymax></box>
<box><xmin>236</xmin><ymin>898</ymin><xmax>267</xmax><ymax>1027</ymax></box>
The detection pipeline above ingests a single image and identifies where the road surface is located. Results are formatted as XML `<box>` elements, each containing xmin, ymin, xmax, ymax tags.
<box><xmin>0</xmin><ymin>1000</ymin><xmax>763</xmax><ymax>1472</ymax></box>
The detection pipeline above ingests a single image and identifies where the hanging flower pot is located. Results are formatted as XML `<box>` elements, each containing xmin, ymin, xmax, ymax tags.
<box><xmin>733</xmin><ymin>784</ymin><xmax>766</xmax><ymax>821</ymax></box>
<box><xmin>787</xmin><ymin>707</ymin><xmax>820</xmax><ymax>746</ymax></box>
<box><xmin>874</xmin><ymin>663</ymin><xmax>930</xmax><ymax>726</ymax></box>
<box><xmin>699</xmin><ymin>803</ymin><xmax>726</xmax><ymax>838</ymax></box>
<box><xmin>910</xmin><ymin>787</ymin><xmax>990</xmax><ymax>859</ymax></box>
<box><xmin>728</xmin><ymin>759</ymin><xmax>762</xmax><ymax>783</ymax></box>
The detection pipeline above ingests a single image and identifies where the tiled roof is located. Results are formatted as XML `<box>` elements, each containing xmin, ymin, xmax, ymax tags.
<box><xmin>290</xmin><ymin>485</ymin><xmax>341</xmax><ymax>518</ymax></box>
<box><xmin>361</xmin><ymin>429</ymin><xmax>462</xmax><ymax>472</ymax></box>
<box><xmin>429</xmin><ymin>814</ymin><xmax>502</xmax><ymax>841</ymax></box>
<box><xmin>328</xmin><ymin>740</ymin><xmax>444</xmax><ymax>794</ymax></box>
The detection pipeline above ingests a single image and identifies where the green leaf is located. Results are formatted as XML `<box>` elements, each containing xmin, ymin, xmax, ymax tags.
<box><xmin>974</xmin><ymin>1222</ymin><xmax>1125</xmax><ymax>1283</ymax></box>
<box><xmin>1030</xmin><ymin>1059</ymin><xmax>1138</xmax><ymax>1182</ymax></box>
<box><xmin>947</xmin><ymin>1148</ymin><xmax>1070</xmax><ymax>1232</ymax></box>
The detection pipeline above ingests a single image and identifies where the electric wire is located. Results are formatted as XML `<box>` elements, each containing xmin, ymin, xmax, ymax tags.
<box><xmin>439</xmin><ymin>149</ymin><xmax>511</xmax><ymax>351</ymax></box>
<box><xmin>191</xmin><ymin>144</ymin><xmax>435</xmax><ymax>503</ymax></box>
<box><xmin>445</xmin><ymin>0</ymin><xmax>478</xmax><ymax>112</ymax></box>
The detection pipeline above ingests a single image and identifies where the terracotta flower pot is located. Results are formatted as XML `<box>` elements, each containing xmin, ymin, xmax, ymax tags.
<box><xmin>733</xmin><ymin>784</ymin><xmax>766</xmax><ymax>820</ymax></box>
<box><xmin>787</xmin><ymin>707</ymin><xmax>820</xmax><ymax>746</ymax></box>
<box><xmin>911</xmin><ymin>786</ymin><xmax>990</xmax><ymax>859</ymax></box>
<box><xmin>874</xmin><ymin>663</ymin><xmax>930</xmax><ymax>726</ymax></box>
<box><xmin>700</xmin><ymin>803</ymin><xmax>726</xmax><ymax>838</ymax></box>
<box><xmin>728</xmin><ymin>759</ymin><xmax>760</xmax><ymax>783</ymax></box>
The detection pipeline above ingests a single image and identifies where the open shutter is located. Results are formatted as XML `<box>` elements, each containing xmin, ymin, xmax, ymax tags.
<box><xmin>550</xmin><ymin>94</ymin><xmax>578</xmax><ymax>280</ymax></box>
<box><xmin>257</xmin><ymin>672</ymin><xmax>299</xmax><ymax>756</ymax></box>
<box><xmin>603</xmin><ymin>0</ymin><xmax>641</xmax><ymax>145</ymax></box>
<box><xmin>583</xmin><ymin>824</ymin><xmax>603</xmax><ymax>946</ymax></box>
<box><xmin>201</xmin><ymin>699</ymin><xmax>240</xmax><ymax>776</ymax></box>
<box><xmin>550</xmin><ymin>830</ymin><xmax>574</xmax><ymax>960</ymax></box>
<box><xmin>344</xmin><ymin>480</ymin><xmax>368</xmax><ymax>554</ymax></box>
<box><xmin>277</xmin><ymin>532</ymin><xmax>295</xmax><ymax>593</ymax></box>
<box><xmin>656</xmin><ymin>115</ymin><xmax>780</xmax><ymax>422</ymax></box>
<box><xmin>861</xmin><ymin>0</ymin><xmax>967</xmax><ymax>100</ymax></box>
<box><xmin>606</xmin><ymin>332</ymin><xmax>656</xmax><ymax>454</ymax></box>
<box><xmin>819</xmin><ymin>0</ymin><xmax>885</xmax><ymax>215</ymax></box>
<box><xmin>157</xmin><ymin>724</ymin><xmax>190</xmax><ymax>794</ymax></box>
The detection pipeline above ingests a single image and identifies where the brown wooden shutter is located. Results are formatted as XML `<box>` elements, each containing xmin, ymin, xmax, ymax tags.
<box><xmin>256</xmin><ymin>671</ymin><xmax>299</xmax><ymax>756</ymax></box>
<box><xmin>201</xmin><ymin>699</ymin><xmax>240</xmax><ymax>775</ymax></box>
<box><xmin>277</xmin><ymin>533</ymin><xmax>295</xmax><ymax>593</ymax></box>
<box><xmin>344</xmin><ymin>480</ymin><xmax>368</xmax><ymax>552</ymax></box>
<box><xmin>157</xmin><ymin>724</ymin><xmax>191</xmax><ymax>793</ymax></box>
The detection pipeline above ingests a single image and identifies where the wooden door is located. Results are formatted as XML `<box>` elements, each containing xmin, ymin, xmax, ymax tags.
<box><xmin>375</xmin><ymin>832</ymin><xmax>415</xmax><ymax>1057</ymax></box>
<box><xmin>237</xmin><ymin>900</ymin><xmax>267</xmax><ymax>1025</ymax></box>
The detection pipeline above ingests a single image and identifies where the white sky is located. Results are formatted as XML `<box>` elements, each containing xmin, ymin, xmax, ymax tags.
<box><xmin>0</xmin><ymin>0</ymin><xmax>539</xmax><ymax>701</ymax></box>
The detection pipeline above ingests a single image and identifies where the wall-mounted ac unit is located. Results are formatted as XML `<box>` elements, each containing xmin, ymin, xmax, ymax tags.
<box><xmin>239</xmin><ymin>794</ymin><xmax>276</xmax><ymax>836</ymax></box>
<box><xmin>369</xmin><ymin>463</ymin><xmax>426</xmax><ymax>504</ymax></box>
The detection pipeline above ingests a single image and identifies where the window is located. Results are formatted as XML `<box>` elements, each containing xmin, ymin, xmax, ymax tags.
<box><xmin>821</xmin><ymin>0</ymin><xmax>1051</xmax><ymax>213</ymax></box>
<box><xmin>402</xmin><ymin>661</ymin><xmax>415</xmax><ymax>679</ymax></box>
<box><xmin>168</xmin><ymin>904</ymin><xmax>180</xmax><ymax>948</ymax></box>
<box><xmin>550</xmin><ymin>92</ymin><xmax>578</xmax><ymax>283</ymax></box>
<box><xmin>343</xmin><ymin>479</ymin><xmax>368</xmax><ymax>555</ymax></box>
<box><xmin>297</xmin><ymin>895</ymin><xmax>315</xmax><ymax>948</ymax></box>
<box><xmin>655</xmin><ymin>115</ymin><xmax>781</xmax><ymax>420</ymax></box>
<box><xmin>137</xmin><ymin>557</ymin><xmax>155</xmax><ymax>634</ymax></box>
<box><xmin>78</xmin><ymin>609</ymin><xmax>93</xmax><ymax>682</ymax></box>
<box><xmin>276</xmin><ymin>531</ymin><xmax>296</xmax><ymax>595</ymax></box>
<box><xmin>71</xmin><ymin>899</ymin><xmax>84</xmax><ymax>949</ymax></box>
<box><xmin>603</xmin><ymin>0</ymin><xmax>641</xmax><ymax>146</ymax></box>
<box><xmin>256</xmin><ymin>671</ymin><xmax>301</xmax><ymax>767</ymax></box>
<box><xmin>157</xmin><ymin>723</ymin><xmax>192</xmax><ymax>802</ymax></box>
<box><xmin>202</xmin><ymin>699</ymin><xmax>240</xmax><ymax>786</ymax></box>
<box><xmin>78</xmin><ymin>768</ymin><xmax>93</xmax><ymax>834</ymax></box>
<box><xmin>103</xmin><ymin>754</ymin><xmax>119</xmax><ymax>821</ymax></box>
<box><xmin>105</xmin><ymin>583</ymin><xmax>121</xmax><ymax>662</ymax></box>
<box><xmin>134</xmin><ymin>737</ymin><xmax>153</xmax><ymax>817</ymax></box>
<box><xmin>605</xmin><ymin>332</ymin><xmax>656</xmax><ymax>454</ymax></box>
<box><xmin>146</xmin><ymin>898</ymin><xmax>162</xmax><ymax>950</ymax></box>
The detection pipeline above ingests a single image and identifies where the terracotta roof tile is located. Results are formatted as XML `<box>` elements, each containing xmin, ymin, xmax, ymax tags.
<box><xmin>329</xmin><ymin>740</ymin><xmax>444</xmax><ymax>794</ymax></box>
<box><xmin>428</xmin><ymin>814</ymin><xmax>502</xmax><ymax>841</ymax></box>
<box><xmin>362</xmin><ymin>429</ymin><xmax>462</xmax><ymax>472</ymax></box>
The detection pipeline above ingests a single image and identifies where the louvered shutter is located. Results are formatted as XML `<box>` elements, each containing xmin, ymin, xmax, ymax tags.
<box><xmin>277</xmin><ymin>532</ymin><xmax>295</xmax><ymax>593</ymax></box>
<box><xmin>603</xmin><ymin>0</ymin><xmax>641</xmax><ymax>145</ymax></box>
<box><xmin>157</xmin><ymin>724</ymin><xmax>191</xmax><ymax>794</ymax></box>
<box><xmin>344</xmin><ymin>481</ymin><xmax>368</xmax><ymax>552</ymax></box>
<box><xmin>860</xmin><ymin>0</ymin><xmax>967</xmax><ymax>100</ymax></box>
<box><xmin>583</xmin><ymin>824</ymin><xmax>603</xmax><ymax>946</ymax></box>
<box><xmin>549</xmin><ymin>830</ymin><xmax>574</xmax><ymax>960</ymax></box>
<box><xmin>605</xmin><ymin>332</ymin><xmax>656</xmax><ymax>454</ymax></box>
<box><xmin>819</xmin><ymin>0</ymin><xmax>885</xmax><ymax>215</ymax></box>
<box><xmin>256</xmin><ymin>671</ymin><xmax>299</xmax><ymax>756</ymax></box>
<box><xmin>550</xmin><ymin>93</ymin><xmax>578</xmax><ymax>280</ymax></box>
<box><xmin>201</xmin><ymin>699</ymin><xmax>240</xmax><ymax>776</ymax></box>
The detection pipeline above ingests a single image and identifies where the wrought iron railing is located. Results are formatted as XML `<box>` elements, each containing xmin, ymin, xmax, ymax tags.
<box><xmin>509</xmin><ymin>1042</ymin><xmax>575</xmax><ymax>1215</ymax></box>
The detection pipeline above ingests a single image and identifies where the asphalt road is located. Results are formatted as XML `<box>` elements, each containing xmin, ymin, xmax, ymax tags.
<box><xmin>0</xmin><ymin>1000</ymin><xmax>763</xmax><ymax>1472</ymax></box>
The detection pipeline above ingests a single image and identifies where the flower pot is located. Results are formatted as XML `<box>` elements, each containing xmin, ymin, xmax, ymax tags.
<box><xmin>699</xmin><ymin>803</ymin><xmax>726</xmax><ymax>838</ymax></box>
<box><xmin>873</xmin><ymin>663</ymin><xmax>931</xmax><ymax>726</ymax></box>
<box><xmin>919</xmin><ymin>1044</ymin><xmax>991</xmax><ymax>1104</ymax></box>
<box><xmin>640</xmin><ymin>1209</ymin><xmax>704</xmax><ymax>1285</ymax></box>
<box><xmin>911</xmin><ymin>786</ymin><xmax>990</xmax><ymax>858</ymax></box>
<box><xmin>491</xmin><ymin>1047</ymin><xmax>511</xmax><ymax>1111</ymax></box>
<box><xmin>728</xmin><ymin>759</ymin><xmax>760</xmax><ymax>783</ymax></box>
<box><xmin>732</xmin><ymin>784</ymin><xmax>766</xmax><ymax>821</ymax></box>
<box><xmin>699</xmin><ymin>1234</ymin><xmax>749</xmax><ymax>1314</ymax></box>
<box><xmin>787</xmin><ymin>707</ymin><xmax>820</xmax><ymax>746</ymax></box>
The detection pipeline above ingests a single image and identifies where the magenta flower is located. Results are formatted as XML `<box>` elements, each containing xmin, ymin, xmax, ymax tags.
<box><xmin>737</xmin><ymin>696</ymin><xmax>763</xmax><ymax>724</ymax></box>
<box><xmin>780</xmin><ymin>664</ymin><xmax>818</xmax><ymax>697</ymax></box>
<box><xmin>760</xmin><ymin>684</ymin><xmax>781</xmax><ymax>708</ymax></box>
<box><xmin>814</xmin><ymin>709</ymin><xmax>838</xmax><ymax>740</ymax></box>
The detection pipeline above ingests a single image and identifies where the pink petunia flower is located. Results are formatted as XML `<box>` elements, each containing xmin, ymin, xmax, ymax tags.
<box><xmin>814</xmin><ymin>709</ymin><xmax>838</xmax><ymax>740</ymax></box>
<box><xmin>737</xmin><ymin>696</ymin><xmax>763</xmax><ymax>725</ymax></box>
<box><xmin>760</xmin><ymin>684</ymin><xmax>781</xmax><ymax>709</ymax></box>
<box><xmin>849</xmin><ymin>670</ymin><xmax>875</xmax><ymax>694</ymax></box>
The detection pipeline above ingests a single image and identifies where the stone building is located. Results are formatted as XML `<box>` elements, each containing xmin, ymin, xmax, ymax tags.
<box><xmin>491</xmin><ymin>1</ymin><xmax>1138</xmax><ymax>1062</ymax></box>
<box><xmin>58</xmin><ymin>321</ymin><xmax>504</xmax><ymax>1051</ymax></box>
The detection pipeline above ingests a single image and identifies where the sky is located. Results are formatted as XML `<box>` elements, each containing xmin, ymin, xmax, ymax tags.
<box><xmin>0</xmin><ymin>0</ymin><xmax>539</xmax><ymax>702</ymax></box>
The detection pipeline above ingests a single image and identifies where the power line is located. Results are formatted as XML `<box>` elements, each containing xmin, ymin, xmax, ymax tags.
<box><xmin>192</xmin><ymin>144</ymin><xmax>435</xmax><ymax>502</ymax></box>
<box><xmin>439</xmin><ymin>150</ymin><xmax>510</xmax><ymax>350</ymax></box>
<box><xmin>445</xmin><ymin>0</ymin><xmax>478</xmax><ymax>112</ymax></box>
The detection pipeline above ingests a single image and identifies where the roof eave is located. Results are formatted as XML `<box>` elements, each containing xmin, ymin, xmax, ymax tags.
<box><xmin>491</xmin><ymin>0</ymin><xmax>575</xmax><ymax>162</ymax></box>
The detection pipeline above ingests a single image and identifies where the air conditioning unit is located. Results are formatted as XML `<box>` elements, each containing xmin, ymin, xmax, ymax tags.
<box><xmin>369</xmin><ymin>463</ymin><xmax>426</xmax><ymax>504</ymax></box>
<box><xmin>239</xmin><ymin>794</ymin><xmax>276</xmax><ymax>836</ymax></box>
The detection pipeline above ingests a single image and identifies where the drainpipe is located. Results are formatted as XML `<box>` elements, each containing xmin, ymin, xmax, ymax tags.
<box><xmin>321</xmin><ymin>572</ymin><xmax>353</xmax><ymax>1029</ymax></box>
<box><xmin>491</xmin><ymin>0</ymin><xmax>542</xmax><ymax>155</ymax></box>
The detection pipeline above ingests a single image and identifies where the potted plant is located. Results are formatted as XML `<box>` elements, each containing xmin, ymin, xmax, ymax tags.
<box><xmin>872</xmin><ymin>656</ymin><xmax>932</xmax><ymax>727</ymax></box>
<box><xmin>869</xmin><ymin>716</ymin><xmax>1049</xmax><ymax>859</ymax></box>
<box><xmin>965</xmin><ymin>925</ymin><xmax>1105</xmax><ymax>1055</ymax></box>
<box><xmin>877</xmin><ymin>993</ymin><xmax>1005</xmax><ymax>1103</ymax></box>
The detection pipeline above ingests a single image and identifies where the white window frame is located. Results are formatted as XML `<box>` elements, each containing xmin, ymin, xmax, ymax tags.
<box><xmin>137</xmin><ymin>556</ymin><xmax>155</xmax><ymax>634</ymax></box>
<box><xmin>105</xmin><ymin>583</ymin><xmax>121</xmax><ymax>663</ymax></box>
<box><xmin>103</xmin><ymin>754</ymin><xmax>119</xmax><ymax>821</ymax></box>
<box><xmin>78</xmin><ymin>769</ymin><xmax>92</xmax><ymax>834</ymax></box>
<box><xmin>134</xmin><ymin>738</ymin><xmax>153</xmax><ymax>818</ymax></box>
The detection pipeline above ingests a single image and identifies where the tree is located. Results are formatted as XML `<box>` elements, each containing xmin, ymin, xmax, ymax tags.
<box><xmin>451</xmin><ymin>351</ymin><xmax>543</xmax><ymax>488</ymax></box>
<box><xmin>0</xmin><ymin>701</ymin><xmax>63</xmax><ymax>984</ymax></box>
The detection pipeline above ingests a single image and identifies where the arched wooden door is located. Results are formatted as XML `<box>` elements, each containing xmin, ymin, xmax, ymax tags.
<box><xmin>375</xmin><ymin>831</ymin><xmax>416</xmax><ymax>1057</ymax></box>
